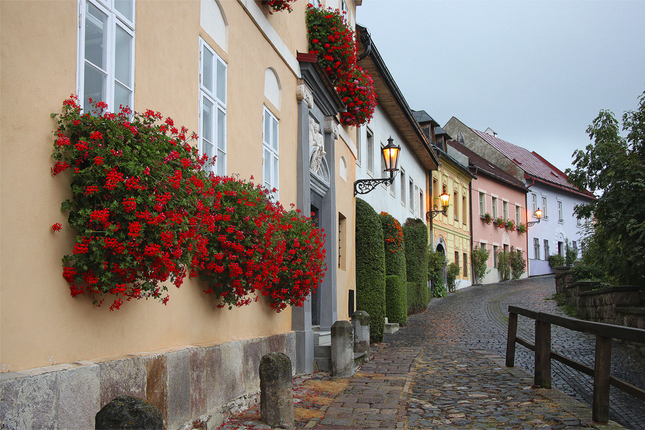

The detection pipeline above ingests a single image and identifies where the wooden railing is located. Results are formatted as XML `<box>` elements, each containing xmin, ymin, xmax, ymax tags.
<box><xmin>506</xmin><ymin>305</ymin><xmax>645</xmax><ymax>423</ymax></box>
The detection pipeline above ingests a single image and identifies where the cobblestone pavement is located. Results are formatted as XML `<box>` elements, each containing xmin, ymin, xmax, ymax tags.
<box><xmin>386</xmin><ymin>275</ymin><xmax>645</xmax><ymax>430</ymax></box>
<box><xmin>217</xmin><ymin>276</ymin><xmax>644</xmax><ymax>429</ymax></box>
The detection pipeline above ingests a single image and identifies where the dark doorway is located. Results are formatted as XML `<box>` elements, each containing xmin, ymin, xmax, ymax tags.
<box><xmin>310</xmin><ymin>192</ymin><xmax>323</xmax><ymax>326</ymax></box>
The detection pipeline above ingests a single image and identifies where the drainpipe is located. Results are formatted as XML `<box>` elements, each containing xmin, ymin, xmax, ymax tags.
<box><xmin>469</xmin><ymin>177</ymin><xmax>474</xmax><ymax>285</ymax></box>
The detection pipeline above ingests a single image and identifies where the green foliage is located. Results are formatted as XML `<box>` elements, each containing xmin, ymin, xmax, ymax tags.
<box><xmin>566</xmin><ymin>90</ymin><xmax>645</xmax><ymax>287</ymax></box>
<box><xmin>403</xmin><ymin>218</ymin><xmax>429</xmax><ymax>314</ymax></box>
<box><xmin>385</xmin><ymin>275</ymin><xmax>406</xmax><ymax>326</ymax></box>
<box><xmin>428</xmin><ymin>250</ymin><xmax>447</xmax><ymax>286</ymax></box>
<box><xmin>446</xmin><ymin>262</ymin><xmax>459</xmax><ymax>292</ymax></box>
<box><xmin>471</xmin><ymin>247</ymin><xmax>490</xmax><ymax>285</ymax></box>
<box><xmin>510</xmin><ymin>249</ymin><xmax>526</xmax><ymax>280</ymax></box>
<box><xmin>433</xmin><ymin>280</ymin><xmax>447</xmax><ymax>298</ymax></box>
<box><xmin>548</xmin><ymin>254</ymin><xmax>566</xmax><ymax>269</ymax></box>
<box><xmin>565</xmin><ymin>239</ymin><xmax>578</xmax><ymax>267</ymax></box>
<box><xmin>355</xmin><ymin>198</ymin><xmax>386</xmax><ymax>342</ymax></box>
<box><xmin>380</xmin><ymin>212</ymin><xmax>407</xmax><ymax>325</ymax></box>
<box><xmin>497</xmin><ymin>250</ymin><xmax>511</xmax><ymax>281</ymax></box>
<box><xmin>571</xmin><ymin>262</ymin><xmax>604</xmax><ymax>282</ymax></box>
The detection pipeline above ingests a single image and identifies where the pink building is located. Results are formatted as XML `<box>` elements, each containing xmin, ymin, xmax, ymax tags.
<box><xmin>448</xmin><ymin>141</ymin><xmax>529</xmax><ymax>283</ymax></box>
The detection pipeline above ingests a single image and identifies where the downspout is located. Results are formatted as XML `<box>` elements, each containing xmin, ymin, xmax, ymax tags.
<box><xmin>469</xmin><ymin>167</ymin><xmax>476</xmax><ymax>284</ymax></box>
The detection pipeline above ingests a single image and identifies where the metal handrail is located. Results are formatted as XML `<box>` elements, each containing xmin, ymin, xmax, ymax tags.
<box><xmin>506</xmin><ymin>305</ymin><xmax>645</xmax><ymax>424</ymax></box>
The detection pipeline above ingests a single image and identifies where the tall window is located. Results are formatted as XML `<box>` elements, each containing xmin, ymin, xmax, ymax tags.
<box><xmin>454</xmin><ymin>189</ymin><xmax>459</xmax><ymax>221</ymax></box>
<box><xmin>400</xmin><ymin>169</ymin><xmax>406</xmax><ymax>206</ymax></box>
<box><xmin>493</xmin><ymin>245</ymin><xmax>498</xmax><ymax>268</ymax></box>
<box><xmin>544</xmin><ymin>239</ymin><xmax>550</xmax><ymax>260</ymax></box>
<box><xmin>409</xmin><ymin>178</ymin><xmax>414</xmax><ymax>213</ymax></box>
<box><xmin>503</xmin><ymin>201</ymin><xmax>508</xmax><ymax>219</ymax></box>
<box><xmin>263</xmin><ymin>107</ymin><xmax>279</xmax><ymax>199</ymax></box>
<box><xmin>200</xmin><ymin>39</ymin><xmax>227</xmax><ymax>175</ymax></box>
<box><xmin>532</xmin><ymin>193</ymin><xmax>537</xmax><ymax>212</ymax></box>
<box><xmin>79</xmin><ymin>0</ymin><xmax>135</xmax><ymax>112</ymax></box>
<box><xmin>463</xmin><ymin>253</ymin><xmax>468</xmax><ymax>277</ymax></box>
<box><xmin>415</xmin><ymin>185</ymin><xmax>420</xmax><ymax>216</ymax></box>
<box><xmin>366</xmin><ymin>128</ymin><xmax>374</xmax><ymax>175</ymax></box>
<box><xmin>534</xmin><ymin>238</ymin><xmax>540</xmax><ymax>260</ymax></box>
<box><xmin>558</xmin><ymin>200</ymin><xmax>563</xmax><ymax>223</ymax></box>
<box><xmin>492</xmin><ymin>196</ymin><xmax>498</xmax><ymax>218</ymax></box>
<box><xmin>462</xmin><ymin>194</ymin><xmax>467</xmax><ymax>224</ymax></box>
<box><xmin>455</xmin><ymin>252</ymin><xmax>459</xmax><ymax>272</ymax></box>
<box><xmin>479</xmin><ymin>192</ymin><xmax>486</xmax><ymax>215</ymax></box>
<box><xmin>516</xmin><ymin>205</ymin><xmax>521</xmax><ymax>224</ymax></box>
<box><xmin>419</xmin><ymin>190</ymin><xmax>424</xmax><ymax>215</ymax></box>
<box><xmin>356</xmin><ymin>127</ymin><xmax>361</xmax><ymax>166</ymax></box>
<box><xmin>542</xmin><ymin>196</ymin><xmax>548</xmax><ymax>219</ymax></box>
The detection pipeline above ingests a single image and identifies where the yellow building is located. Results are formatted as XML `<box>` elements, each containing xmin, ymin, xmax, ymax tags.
<box><xmin>0</xmin><ymin>0</ymin><xmax>360</xmax><ymax>427</ymax></box>
<box><xmin>414</xmin><ymin>113</ymin><xmax>474</xmax><ymax>289</ymax></box>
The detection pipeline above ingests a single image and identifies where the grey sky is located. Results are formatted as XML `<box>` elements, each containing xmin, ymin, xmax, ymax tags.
<box><xmin>356</xmin><ymin>0</ymin><xmax>645</xmax><ymax>171</ymax></box>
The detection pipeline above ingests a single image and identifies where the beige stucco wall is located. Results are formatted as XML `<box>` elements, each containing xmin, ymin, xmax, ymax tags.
<box><xmin>0</xmin><ymin>0</ymin><xmax>329</xmax><ymax>372</ymax></box>
<box><xmin>431</xmin><ymin>162</ymin><xmax>472</xmax><ymax>284</ymax></box>
<box><xmin>335</xmin><ymin>131</ymin><xmax>357</xmax><ymax>321</ymax></box>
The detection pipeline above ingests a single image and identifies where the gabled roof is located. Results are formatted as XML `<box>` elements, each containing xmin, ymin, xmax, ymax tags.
<box><xmin>470</xmin><ymin>129</ymin><xmax>594</xmax><ymax>199</ymax></box>
<box><xmin>355</xmin><ymin>25</ymin><xmax>439</xmax><ymax>170</ymax></box>
<box><xmin>447</xmin><ymin>140</ymin><xmax>527</xmax><ymax>192</ymax></box>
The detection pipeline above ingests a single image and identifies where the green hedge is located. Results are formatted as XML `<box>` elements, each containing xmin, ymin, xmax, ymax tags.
<box><xmin>355</xmin><ymin>198</ymin><xmax>386</xmax><ymax>342</ymax></box>
<box><xmin>385</xmin><ymin>275</ymin><xmax>406</xmax><ymax>327</ymax></box>
<box><xmin>403</xmin><ymin>218</ymin><xmax>429</xmax><ymax>314</ymax></box>
<box><xmin>379</xmin><ymin>212</ymin><xmax>407</xmax><ymax>326</ymax></box>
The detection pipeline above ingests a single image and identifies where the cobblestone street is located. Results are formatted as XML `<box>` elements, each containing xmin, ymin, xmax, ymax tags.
<box><xmin>386</xmin><ymin>275</ymin><xmax>645</xmax><ymax>429</ymax></box>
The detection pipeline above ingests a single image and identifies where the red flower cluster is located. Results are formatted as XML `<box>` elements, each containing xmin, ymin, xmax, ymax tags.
<box><xmin>306</xmin><ymin>4</ymin><xmax>377</xmax><ymax>126</ymax></box>
<box><xmin>262</xmin><ymin>0</ymin><xmax>297</xmax><ymax>14</ymax></box>
<box><xmin>51</xmin><ymin>96</ymin><xmax>208</xmax><ymax>310</ymax></box>
<box><xmin>191</xmin><ymin>179</ymin><xmax>326</xmax><ymax>312</ymax></box>
<box><xmin>52</xmin><ymin>96</ymin><xmax>326</xmax><ymax>313</ymax></box>
<box><xmin>380</xmin><ymin>212</ymin><xmax>404</xmax><ymax>254</ymax></box>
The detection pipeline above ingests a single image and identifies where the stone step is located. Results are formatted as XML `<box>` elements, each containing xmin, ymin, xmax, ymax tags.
<box><xmin>314</xmin><ymin>330</ymin><xmax>331</xmax><ymax>346</ymax></box>
<box><xmin>384</xmin><ymin>322</ymin><xmax>399</xmax><ymax>334</ymax></box>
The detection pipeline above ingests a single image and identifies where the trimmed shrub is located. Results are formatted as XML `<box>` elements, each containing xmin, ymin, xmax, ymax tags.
<box><xmin>510</xmin><ymin>249</ymin><xmax>526</xmax><ymax>280</ymax></box>
<box><xmin>498</xmin><ymin>250</ymin><xmax>511</xmax><ymax>281</ymax></box>
<box><xmin>385</xmin><ymin>275</ymin><xmax>406</xmax><ymax>327</ymax></box>
<box><xmin>356</xmin><ymin>198</ymin><xmax>386</xmax><ymax>342</ymax></box>
<box><xmin>428</xmin><ymin>250</ymin><xmax>447</xmax><ymax>297</ymax></box>
<box><xmin>403</xmin><ymin>218</ymin><xmax>429</xmax><ymax>314</ymax></box>
<box><xmin>471</xmin><ymin>247</ymin><xmax>490</xmax><ymax>285</ymax></box>
<box><xmin>548</xmin><ymin>254</ymin><xmax>566</xmax><ymax>269</ymax></box>
<box><xmin>447</xmin><ymin>262</ymin><xmax>459</xmax><ymax>292</ymax></box>
<box><xmin>379</xmin><ymin>212</ymin><xmax>407</xmax><ymax>326</ymax></box>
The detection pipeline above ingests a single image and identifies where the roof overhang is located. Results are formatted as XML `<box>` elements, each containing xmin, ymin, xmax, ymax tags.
<box><xmin>356</xmin><ymin>25</ymin><xmax>439</xmax><ymax>171</ymax></box>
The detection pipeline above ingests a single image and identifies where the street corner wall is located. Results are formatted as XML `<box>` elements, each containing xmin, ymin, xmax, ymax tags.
<box><xmin>0</xmin><ymin>332</ymin><xmax>296</xmax><ymax>429</ymax></box>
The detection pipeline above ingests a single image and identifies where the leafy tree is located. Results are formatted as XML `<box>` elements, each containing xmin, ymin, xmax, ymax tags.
<box><xmin>566</xmin><ymin>90</ymin><xmax>645</xmax><ymax>286</ymax></box>
<box><xmin>497</xmin><ymin>250</ymin><xmax>511</xmax><ymax>281</ymax></box>
<box><xmin>471</xmin><ymin>247</ymin><xmax>490</xmax><ymax>285</ymax></box>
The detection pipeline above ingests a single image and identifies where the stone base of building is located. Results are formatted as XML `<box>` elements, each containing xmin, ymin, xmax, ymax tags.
<box><xmin>0</xmin><ymin>332</ymin><xmax>295</xmax><ymax>429</ymax></box>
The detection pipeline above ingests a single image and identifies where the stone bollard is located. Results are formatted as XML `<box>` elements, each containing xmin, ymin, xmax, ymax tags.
<box><xmin>352</xmin><ymin>310</ymin><xmax>370</xmax><ymax>360</ymax></box>
<box><xmin>95</xmin><ymin>396</ymin><xmax>163</xmax><ymax>430</ymax></box>
<box><xmin>331</xmin><ymin>320</ymin><xmax>354</xmax><ymax>378</ymax></box>
<box><xmin>259</xmin><ymin>352</ymin><xmax>294</xmax><ymax>429</ymax></box>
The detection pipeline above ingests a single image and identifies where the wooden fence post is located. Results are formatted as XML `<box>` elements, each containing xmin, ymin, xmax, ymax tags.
<box><xmin>506</xmin><ymin>311</ymin><xmax>518</xmax><ymax>367</ymax></box>
<box><xmin>592</xmin><ymin>335</ymin><xmax>612</xmax><ymax>423</ymax></box>
<box><xmin>534</xmin><ymin>319</ymin><xmax>552</xmax><ymax>389</ymax></box>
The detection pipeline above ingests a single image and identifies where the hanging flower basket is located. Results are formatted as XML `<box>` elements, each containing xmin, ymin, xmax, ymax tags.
<box><xmin>517</xmin><ymin>223</ymin><xmax>527</xmax><ymax>235</ymax></box>
<box><xmin>262</xmin><ymin>0</ymin><xmax>297</xmax><ymax>14</ymax></box>
<box><xmin>493</xmin><ymin>217</ymin><xmax>505</xmax><ymax>228</ymax></box>
<box><xmin>505</xmin><ymin>219</ymin><xmax>516</xmax><ymax>232</ymax></box>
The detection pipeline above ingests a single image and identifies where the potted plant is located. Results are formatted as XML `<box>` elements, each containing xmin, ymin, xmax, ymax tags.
<box><xmin>493</xmin><ymin>216</ymin><xmax>505</xmax><ymax>228</ymax></box>
<box><xmin>505</xmin><ymin>219</ymin><xmax>516</xmax><ymax>232</ymax></box>
<box><xmin>481</xmin><ymin>213</ymin><xmax>492</xmax><ymax>224</ymax></box>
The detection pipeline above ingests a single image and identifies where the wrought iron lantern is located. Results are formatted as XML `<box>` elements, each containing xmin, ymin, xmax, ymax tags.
<box><xmin>354</xmin><ymin>137</ymin><xmax>401</xmax><ymax>195</ymax></box>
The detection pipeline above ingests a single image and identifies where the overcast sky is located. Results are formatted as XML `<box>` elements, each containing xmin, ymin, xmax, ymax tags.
<box><xmin>356</xmin><ymin>0</ymin><xmax>645</xmax><ymax>172</ymax></box>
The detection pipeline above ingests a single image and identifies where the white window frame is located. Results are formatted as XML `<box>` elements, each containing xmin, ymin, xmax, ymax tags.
<box><xmin>479</xmin><ymin>191</ymin><xmax>486</xmax><ymax>216</ymax></box>
<box><xmin>503</xmin><ymin>200</ymin><xmax>508</xmax><ymax>219</ymax></box>
<box><xmin>355</xmin><ymin>126</ymin><xmax>361</xmax><ymax>166</ymax></box>
<box><xmin>558</xmin><ymin>199</ymin><xmax>564</xmax><ymax>223</ymax></box>
<box><xmin>366</xmin><ymin>127</ymin><xmax>374</xmax><ymax>176</ymax></box>
<box><xmin>532</xmin><ymin>193</ymin><xmax>537</xmax><ymax>212</ymax></box>
<box><xmin>199</xmin><ymin>38</ymin><xmax>227</xmax><ymax>175</ymax></box>
<box><xmin>516</xmin><ymin>205</ymin><xmax>521</xmax><ymax>225</ymax></box>
<box><xmin>262</xmin><ymin>106</ymin><xmax>280</xmax><ymax>200</ymax></box>
<box><xmin>542</xmin><ymin>195</ymin><xmax>548</xmax><ymax>220</ymax></box>
<box><xmin>409</xmin><ymin>178</ymin><xmax>414</xmax><ymax>213</ymax></box>
<box><xmin>78</xmin><ymin>0</ymin><xmax>135</xmax><ymax>113</ymax></box>
<box><xmin>400</xmin><ymin>169</ymin><xmax>406</xmax><ymax>206</ymax></box>
<box><xmin>491</xmin><ymin>196</ymin><xmax>498</xmax><ymax>218</ymax></box>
